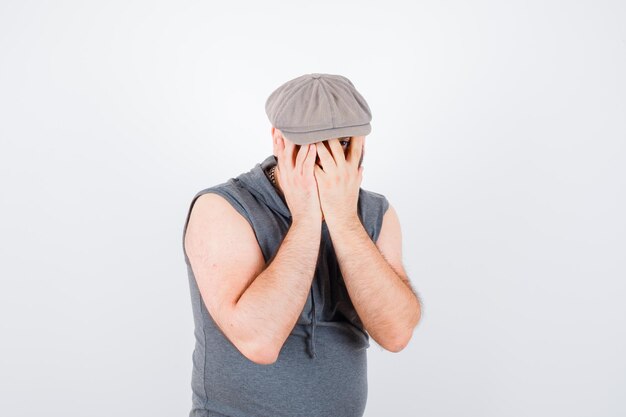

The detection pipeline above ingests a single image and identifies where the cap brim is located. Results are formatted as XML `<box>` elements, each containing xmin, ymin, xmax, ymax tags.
<box><xmin>281</xmin><ymin>123</ymin><xmax>371</xmax><ymax>145</ymax></box>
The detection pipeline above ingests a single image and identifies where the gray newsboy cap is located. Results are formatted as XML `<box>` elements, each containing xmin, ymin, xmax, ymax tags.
<box><xmin>265</xmin><ymin>73</ymin><xmax>372</xmax><ymax>145</ymax></box>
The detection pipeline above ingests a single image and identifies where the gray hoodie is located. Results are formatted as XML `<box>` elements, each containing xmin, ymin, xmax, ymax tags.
<box><xmin>182</xmin><ymin>154</ymin><xmax>389</xmax><ymax>417</ymax></box>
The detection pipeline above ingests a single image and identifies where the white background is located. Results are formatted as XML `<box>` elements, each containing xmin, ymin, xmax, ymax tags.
<box><xmin>1</xmin><ymin>1</ymin><xmax>625</xmax><ymax>416</ymax></box>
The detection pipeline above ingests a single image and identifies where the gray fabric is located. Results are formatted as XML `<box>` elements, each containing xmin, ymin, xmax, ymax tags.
<box><xmin>182</xmin><ymin>154</ymin><xmax>389</xmax><ymax>417</ymax></box>
<box><xmin>264</xmin><ymin>73</ymin><xmax>372</xmax><ymax>145</ymax></box>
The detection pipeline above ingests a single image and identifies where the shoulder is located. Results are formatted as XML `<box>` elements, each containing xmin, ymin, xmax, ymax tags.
<box><xmin>357</xmin><ymin>187</ymin><xmax>390</xmax><ymax>243</ymax></box>
<box><xmin>193</xmin><ymin>180</ymin><xmax>254</xmax><ymax>219</ymax></box>
<box><xmin>193</xmin><ymin>190</ymin><xmax>238</xmax><ymax>215</ymax></box>
<box><xmin>183</xmin><ymin>182</ymin><xmax>252</xmax><ymax>238</ymax></box>
<box><xmin>375</xmin><ymin>199</ymin><xmax>410</xmax><ymax>282</ymax></box>
<box><xmin>184</xmin><ymin>189</ymin><xmax>259</xmax><ymax>259</ymax></box>
<box><xmin>187</xmin><ymin>182</ymin><xmax>252</xmax><ymax>228</ymax></box>
<box><xmin>359</xmin><ymin>187</ymin><xmax>390</xmax><ymax>214</ymax></box>
<box><xmin>356</xmin><ymin>189</ymin><xmax>407</xmax><ymax>278</ymax></box>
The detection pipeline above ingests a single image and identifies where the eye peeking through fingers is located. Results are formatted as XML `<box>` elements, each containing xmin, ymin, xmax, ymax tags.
<box><xmin>339</xmin><ymin>137</ymin><xmax>351</xmax><ymax>149</ymax></box>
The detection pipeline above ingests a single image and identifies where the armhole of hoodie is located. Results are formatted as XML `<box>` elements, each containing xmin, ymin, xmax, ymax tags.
<box><xmin>373</xmin><ymin>194</ymin><xmax>390</xmax><ymax>244</ymax></box>
<box><xmin>182</xmin><ymin>187</ymin><xmax>255</xmax><ymax>261</ymax></box>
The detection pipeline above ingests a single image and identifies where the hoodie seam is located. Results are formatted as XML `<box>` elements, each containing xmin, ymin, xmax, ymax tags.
<box><xmin>201</xmin><ymin>301</ymin><xmax>209</xmax><ymax>409</ymax></box>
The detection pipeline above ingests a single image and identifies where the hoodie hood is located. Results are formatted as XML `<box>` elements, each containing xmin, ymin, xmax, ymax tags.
<box><xmin>238</xmin><ymin>154</ymin><xmax>292</xmax><ymax>219</ymax></box>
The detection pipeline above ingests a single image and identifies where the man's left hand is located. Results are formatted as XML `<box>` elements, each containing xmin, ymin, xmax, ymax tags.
<box><xmin>313</xmin><ymin>137</ymin><xmax>365</xmax><ymax>225</ymax></box>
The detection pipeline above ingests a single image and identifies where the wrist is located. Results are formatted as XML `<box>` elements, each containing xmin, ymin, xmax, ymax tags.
<box><xmin>324</xmin><ymin>213</ymin><xmax>362</xmax><ymax>232</ymax></box>
<box><xmin>291</xmin><ymin>215</ymin><xmax>322</xmax><ymax>229</ymax></box>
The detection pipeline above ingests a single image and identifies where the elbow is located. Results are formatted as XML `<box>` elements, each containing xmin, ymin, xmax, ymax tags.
<box><xmin>384</xmin><ymin>314</ymin><xmax>420</xmax><ymax>353</ymax></box>
<box><xmin>226</xmin><ymin>307</ymin><xmax>281</xmax><ymax>365</ymax></box>
<box><xmin>384</xmin><ymin>331</ymin><xmax>412</xmax><ymax>353</ymax></box>
<box><xmin>408</xmin><ymin>294</ymin><xmax>422</xmax><ymax>331</ymax></box>
<box><xmin>238</xmin><ymin>337</ymin><xmax>281</xmax><ymax>365</ymax></box>
<box><xmin>414</xmin><ymin>302</ymin><xmax>422</xmax><ymax>328</ymax></box>
<box><xmin>246</xmin><ymin>350</ymin><xmax>278</xmax><ymax>365</ymax></box>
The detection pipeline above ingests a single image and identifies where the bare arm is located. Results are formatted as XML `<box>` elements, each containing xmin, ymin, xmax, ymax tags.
<box><xmin>325</xmin><ymin>204</ymin><xmax>421</xmax><ymax>353</ymax></box>
<box><xmin>233</xmin><ymin>216</ymin><xmax>321</xmax><ymax>363</ymax></box>
<box><xmin>311</xmin><ymin>136</ymin><xmax>420</xmax><ymax>352</ymax></box>
<box><xmin>184</xmin><ymin>193</ymin><xmax>321</xmax><ymax>365</ymax></box>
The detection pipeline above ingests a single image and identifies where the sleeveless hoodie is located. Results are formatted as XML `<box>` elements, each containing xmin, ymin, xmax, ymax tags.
<box><xmin>182</xmin><ymin>154</ymin><xmax>389</xmax><ymax>417</ymax></box>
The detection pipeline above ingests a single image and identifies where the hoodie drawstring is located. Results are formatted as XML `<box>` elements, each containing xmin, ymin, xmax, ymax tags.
<box><xmin>308</xmin><ymin>286</ymin><xmax>317</xmax><ymax>359</ymax></box>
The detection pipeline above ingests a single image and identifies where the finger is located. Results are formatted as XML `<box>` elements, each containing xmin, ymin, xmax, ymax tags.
<box><xmin>314</xmin><ymin>163</ymin><xmax>324</xmax><ymax>180</ymax></box>
<box><xmin>304</xmin><ymin>143</ymin><xmax>316</xmax><ymax>175</ymax></box>
<box><xmin>347</xmin><ymin>136</ymin><xmax>364</xmax><ymax>167</ymax></box>
<box><xmin>327</xmin><ymin>138</ymin><xmax>346</xmax><ymax>167</ymax></box>
<box><xmin>315</xmin><ymin>141</ymin><xmax>335</xmax><ymax>172</ymax></box>
<box><xmin>283</xmin><ymin>136</ymin><xmax>296</xmax><ymax>169</ymax></box>
<box><xmin>295</xmin><ymin>142</ymin><xmax>310</xmax><ymax>175</ymax></box>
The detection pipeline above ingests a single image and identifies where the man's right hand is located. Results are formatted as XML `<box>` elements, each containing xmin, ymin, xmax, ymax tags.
<box><xmin>275</xmin><ymin>135</ymin><xmax>322</xmax><ymax>225</ymax></box>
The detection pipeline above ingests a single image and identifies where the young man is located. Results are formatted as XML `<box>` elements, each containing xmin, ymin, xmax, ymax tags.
<box><xmin>182</xmin><ymin>73</ymin><xmax>421</xmax><ymax>417</ymax></box>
